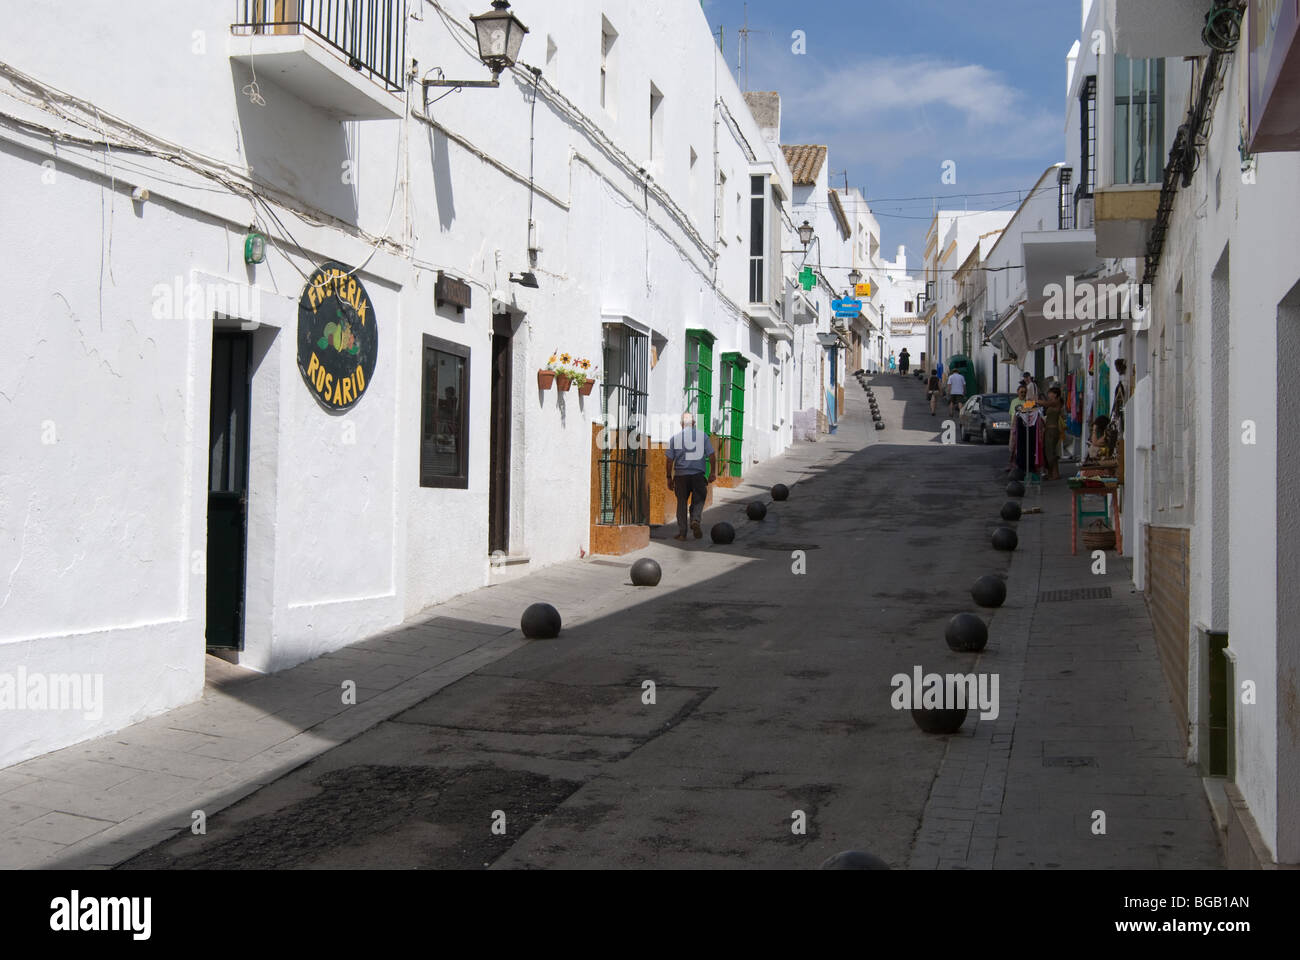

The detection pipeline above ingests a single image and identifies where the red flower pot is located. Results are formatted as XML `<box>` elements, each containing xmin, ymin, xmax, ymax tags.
<box><xmin>578</xmin><ymin>380</ymin><xmax>595</xmax><ymax>397</ymax></box>
<box><xmin>556</xmin><ymin>375</ymin><xmax>573</xmax><ymax>392</ymax></box>
<box><xmin>538</xmin><ymin>370</ymin><xmax>555</xmax><ymax>390</ymax></box>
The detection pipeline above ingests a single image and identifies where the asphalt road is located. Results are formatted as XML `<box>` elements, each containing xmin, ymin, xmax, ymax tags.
<box><xmin>119</xmin><ymin>379</ymin><xmax>1051</xmax><ymax>869</ymax></box>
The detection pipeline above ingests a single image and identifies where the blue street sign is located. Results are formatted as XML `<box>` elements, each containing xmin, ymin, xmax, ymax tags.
<box><xmin>832</xmin><ymin>298</ymin><xmax>863</xmax><ymax>317</ymax></box>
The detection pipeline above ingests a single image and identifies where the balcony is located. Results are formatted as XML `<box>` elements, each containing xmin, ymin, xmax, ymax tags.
<box><xmin>230</xmin><ymin>1</ymin><xmax>405</xmax><ymax>121</ymax></box>
<box><xmin>1094</xmin><ymin>184</ymin><xmax>1161</xmax><ymax>258</ymax></box>
<box><xmin>1112</xmin><ymin>0</ymin><xmax>1213</xmax><ymax>58</ymax></box>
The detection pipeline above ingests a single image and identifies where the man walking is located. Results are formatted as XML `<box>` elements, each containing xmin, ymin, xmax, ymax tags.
<box><xmin>898</xmin><ymin>348</ymin><xmax>910</xmax><ymax>376</ymax></box>
<box><xmin>666</xmin><ymin>413</ymin><xmax>717</xmax><ymax>541</ymax></box>
<box><xmin>947</xmin><ymin>367</ymin><xmax>967</xmax><ymax>419</ymax></box>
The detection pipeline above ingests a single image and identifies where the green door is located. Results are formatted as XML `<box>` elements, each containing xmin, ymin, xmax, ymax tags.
<box><xmin>685</xmin><ymin>329</ymin><xmax>715</xmax><ymax>430</ymax></box>
<box><xmin>720</xmin><ymin>352</ymin><xmax>749</xmax><ymax>478</ymax></box>
<box><xmin>206</xmin><ymin>332</ymin><xmax>252</xmax><ymax>651</ymax></box>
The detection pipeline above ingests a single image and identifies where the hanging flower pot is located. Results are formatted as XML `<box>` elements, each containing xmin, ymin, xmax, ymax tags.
<box><xmin>556</xmin><ymin>375</ymin><xmax>573</xmax><ymax>392</ymax></box>
<box><xmin>538</xmin><ymin>370</ymin><xmax>555</xmax><ymax>390</ymax></box>
<box><xmin>578</xmin><ymin>379</ymin><xmax>596</xmax><ymax>397</ymax></box>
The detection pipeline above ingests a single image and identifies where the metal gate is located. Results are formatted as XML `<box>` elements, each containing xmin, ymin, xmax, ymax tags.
<box><xmin>599</xmin><ymin>325</ymin><xmax>649</xmax><ymax>525</ymax></box>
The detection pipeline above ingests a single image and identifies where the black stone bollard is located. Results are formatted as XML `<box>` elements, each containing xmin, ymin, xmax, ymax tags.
<box><xmin>945</xmin><ymin>612</ymin><xmax>989</xmax><ymax>653</ymax></box>
<box><xmin>911</xmin><ymin>706</ymin><xmax>968</xmax><ymax>734</ymax></box>
<box><xmin>970</xmin><ymin>574</ymin><xmax>1007</xmax><ymax>608</ymax></box>
<box><xmin>821</xmin><ymin>851</ymin><xmax>891</xmax><ymax>870</ymax></box>
<box><xmin>710</xmin><ymin>522</ymin><xmax>736</xmax><ymax>544</ymax></box>
<box><xmin>992</xmin><ymin>526</ymin><xmax>1019</xmax><ymax>551</ymax></box>
<box><xmin>521</xmin><ymin>602</ymin><xmax>562</xmax><ymax>639</ymax></box>
<box><xmin>746</xmin><ymin>501</ymin><xmax>767</xmax><ymax>521</ymax></box>
<box><xmin>630</xmin><ymin>557</ymin><xmax>662</xmax><ymax>586</ymax></box>
<box><xmin>875</xmin><ymin>422</ymin><xmax>886</xmax><ymax>430</ymax></box>
<box><xmin>1006</xmin><ymin>480</ymin><xmax>1026</xmax><ymax>498</ymax></box>
<box><xmin>1001</xmin><ymin>501</ymin><xmax>1023</xmax><ymax>522</ymax></box>
<box><xmin>771</xmin><ymin>483</ymin><xmax>789</xmax><ymax>501</ymax></box>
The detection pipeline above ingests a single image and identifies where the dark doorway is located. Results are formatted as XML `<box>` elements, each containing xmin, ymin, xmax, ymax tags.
<box><xmin>488</xmin><ymin>317</ymin><xmax>513</xmax><ymax>554</ymax></box>
<box><xmin>207</xmin><ymin>332</ymin><xmax>252</xmax><ymax>651</ymax></box>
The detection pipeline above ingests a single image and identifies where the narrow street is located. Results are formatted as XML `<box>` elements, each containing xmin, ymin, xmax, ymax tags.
<box><xmin>87</xmin><ymin>375</ymin><xmax>1218</xmax><ymax>870</ymax></box>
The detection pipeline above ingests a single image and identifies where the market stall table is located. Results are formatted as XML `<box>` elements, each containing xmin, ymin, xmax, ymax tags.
<box><xmin>1070</xmin><ymin>480</ymin><xmax>1122</xmax><ymax>556</ymax></box>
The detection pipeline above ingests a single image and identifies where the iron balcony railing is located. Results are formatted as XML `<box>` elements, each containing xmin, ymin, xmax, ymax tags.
<box><xmin>235</xmin><ymin>1</ymin><xmax>406</xmax><ymax>93</ymax></box>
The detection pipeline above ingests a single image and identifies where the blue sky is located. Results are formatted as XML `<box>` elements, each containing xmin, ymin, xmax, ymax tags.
<box><xmin>701</xmin><ymin>0</ymin><xmax>1082</xmax><ymax>265</ymax></box>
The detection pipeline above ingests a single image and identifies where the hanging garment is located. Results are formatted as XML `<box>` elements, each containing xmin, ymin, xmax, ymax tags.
<box><xmin>1098</xmin><ymin>362</ymin><xmax>1111</xmax><ymax>418</ymax></box>
<box><xmin>1065</xmin><ymin>373</ymin><xmax>1082</xmax><ymax>436</ymax></box>
<box><xmin>1010</xmin><ymin>407</ymin><xmax>1046</xmax><ymax>475</ymax></box>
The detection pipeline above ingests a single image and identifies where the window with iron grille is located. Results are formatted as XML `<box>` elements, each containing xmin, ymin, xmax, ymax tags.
<box><xmin>599</xmin><ymin>325</ymin><xmax>649</xmax><ymax>525</ymax></box>
<box><xmin>420</xmin><ymin>335</ymin><xmax>470</xmax><ymax>489</ymax></box>
<box><xmin>719</xmin><ymin>352</ymin><xmax>749</xmax><ymax>478</ymax></box>
<box><xmin>1079</xmin><ymin>75</ymin><xmax>1097</xmax><ymax>194</ymax></box>
<box><xmin>1057</xmin><ymin>166</ymin><xmax>1075</xmax><ymax>229</ymax></box>
<box><xmin>749</xmin><ymin>175</ymin><xmax>766</xmax><ymax>303</ymax></box>
<box><xmin>684</xmin><ymin>329</ymin><xmax>715</xmax><ymax>429</ymax></box>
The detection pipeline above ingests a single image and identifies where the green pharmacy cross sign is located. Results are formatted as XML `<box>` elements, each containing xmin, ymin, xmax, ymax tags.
<box><xmin>799</xmin><ymin>266</ymin><xmax>816</xmax><ymax>291</ymax></box>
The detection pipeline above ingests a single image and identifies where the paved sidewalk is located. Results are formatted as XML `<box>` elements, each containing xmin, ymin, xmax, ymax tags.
<box><xmin>0</xmin><ymin>410</ymin><xmax>867</xmax><ymax>870</ymax></box>
<box><xmin>908</xmin><ymin>470</ymin><xmax>1222</xmax><ymax>869</ymax></box>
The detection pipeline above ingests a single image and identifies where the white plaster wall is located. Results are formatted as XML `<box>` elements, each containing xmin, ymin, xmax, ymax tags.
<box><xmin>1121</xmin><ymin>12</ymin><xmax>1300</xmax><ymax>859</ymax></box>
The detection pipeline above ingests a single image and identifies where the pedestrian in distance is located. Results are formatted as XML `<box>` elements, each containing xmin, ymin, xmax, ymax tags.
<box><xmin>947</xmin><ymin>367</ymin><xmax>967</xmax><ymax>419</ymax></box>
<box><xmin>928</xmin><ymin>368</ymin><xmax>942</xmax><ymax>416</ymax></box>
<box><xmin>889</xmin><ymin>352</ymin><xmax>897</xmax><ymax>373</ymax></box>
<box><xmin>1007</xmin><ymin>383</ymin><xmax>1030</xmax><ymax>472</ymax></box>
<box><xmin>898</xmin><ymin>348</ymin><xmax>910</xmax><ymax>376</ymax></box>
<box><xmin>665</xmin><ymin>412</ymin><xmax>717</xmax><ymax>542</ymax></box>
<box><xmin>1043</xmin><ymin>386</ymin><xmax>1066</xmax><ymax>480</ymax></box>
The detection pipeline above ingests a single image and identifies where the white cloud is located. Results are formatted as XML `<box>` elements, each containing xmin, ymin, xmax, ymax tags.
<box><xmin>775</xmin><ymin>55</ymin><xmax>1060</xmax><ymax>172</ymax></box>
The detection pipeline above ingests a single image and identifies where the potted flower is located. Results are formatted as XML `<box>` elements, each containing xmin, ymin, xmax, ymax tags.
<box><xmin>555</xmin><ymin>353</ymin><xmax>575</xmax><ymax>391</ymax></box>
<box><xmin>538</xmin><ymin>351</ymin><xmax>558</xmax><ymax>390</ymax></box>
<box><xmin>575</xmin><ymin>358</ymin><xmax>600</xmax><ymax>397</ymax></box>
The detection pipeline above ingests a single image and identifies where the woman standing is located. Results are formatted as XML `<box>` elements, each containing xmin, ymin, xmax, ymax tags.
<box><xmin>1043</xmin><ymin>386</ymin><xmax>1067</xmax><ymax>480</ymax></box>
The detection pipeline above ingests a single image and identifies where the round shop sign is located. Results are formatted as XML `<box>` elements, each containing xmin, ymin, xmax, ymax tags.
<box><xmin>297</xmin><ymin>261</ymin><xmax>378</xmax><ymax>412</ymax></box>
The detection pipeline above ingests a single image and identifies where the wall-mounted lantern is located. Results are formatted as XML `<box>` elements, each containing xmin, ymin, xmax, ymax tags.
<box><xmin>425</xmin><ymin>0</ymin><xmax>530</xmax><ymax>100</ymax></box>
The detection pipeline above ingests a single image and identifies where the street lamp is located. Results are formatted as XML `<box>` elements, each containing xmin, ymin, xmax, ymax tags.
<box><xmin>848</xmin><ymin>268</ymin><xmax>863</xmax><ymax>289</ymax></box>
<box><xmin>471</xmin><ymin>1</ymin><xmax>530</xmax><ymax>78</ymax></box>
<box><xmin>424</xmin><ymin>0</ymin><xmax>530</xmax><ymax>94</ymax></box>
<box><xmin>798</xmin><ymin>220</ymin><xmax>815</xmax><ymax>249</ymax></box>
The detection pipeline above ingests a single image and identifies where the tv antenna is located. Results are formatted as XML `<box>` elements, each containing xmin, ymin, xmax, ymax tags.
<box><xmin>736</xmin><ymin>3</ymin><xmax>769</xmax><ymax>91</ymax></box>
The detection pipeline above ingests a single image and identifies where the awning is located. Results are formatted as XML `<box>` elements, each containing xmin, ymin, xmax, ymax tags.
<box><xmin>1018</xmin><ymin>225</ymin><xmax>1141</xmax><ymax>350</ymax></box>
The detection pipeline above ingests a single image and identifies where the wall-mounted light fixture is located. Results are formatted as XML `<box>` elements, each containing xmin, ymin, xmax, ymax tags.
<box><xmin>244</xmin><ymin>226</ymin><xmax>267</xmax><ymax>265</ymax></box>
<box><xmin>797</xmin><ymin>220</ymin><xmax>814</xmax><ymax>248</ymax></box>
<box><xmin>423</xmin><ymin>0</ymin><xmax>529</xmax><ymax>106</ymax></box>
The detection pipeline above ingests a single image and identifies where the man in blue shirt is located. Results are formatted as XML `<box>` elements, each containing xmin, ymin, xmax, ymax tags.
<box><xmin>666</xmin><ymin>413</ymin><xmax>717</xmax><ymax>541</ymax></box>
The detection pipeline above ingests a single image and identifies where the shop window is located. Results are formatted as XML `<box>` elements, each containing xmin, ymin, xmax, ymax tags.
<box><xmin>421</xmin><ymin>335</ymin><xmax>470</xmax><ymax>489</ymax></box>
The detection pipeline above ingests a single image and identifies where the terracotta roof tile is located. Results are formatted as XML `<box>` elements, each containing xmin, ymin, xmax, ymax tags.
<box><xmin>781</xmin><ymin>144</ymin><xmax>828</xmax><ymax>185</ymax></box>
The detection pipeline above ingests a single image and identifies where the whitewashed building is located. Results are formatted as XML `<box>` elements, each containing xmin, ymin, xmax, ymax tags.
<box><xmin>1005</xmin><ymin>0</ymin><xmax>1300</xmax><ymax>867</ymax></box>
<box><xmin>0</xmin><ymin>0</ymin><xmax>803</xmax><ymax>767</ymax></box>
<box><xmin>1089</xmin><ymin>0</ymin><xmax>1300</xmax><ymax>868</ymax></box>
